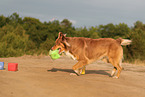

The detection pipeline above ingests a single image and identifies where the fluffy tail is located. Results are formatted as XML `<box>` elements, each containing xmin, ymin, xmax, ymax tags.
<box><xmin>116</xmin><ymin>38</ymin><xmax>132</xmax><ymax>45</ymax></box>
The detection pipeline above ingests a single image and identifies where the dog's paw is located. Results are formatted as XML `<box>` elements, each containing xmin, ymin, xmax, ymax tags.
<box><xmin>112</xmin><ymin>76</ymin><xmax>119</xmax><ymax>79</ymax></box>
<box><xmin>81</xmin><ymin>71</ymin><xmax>85</xmax><ymax>75</ymax></box>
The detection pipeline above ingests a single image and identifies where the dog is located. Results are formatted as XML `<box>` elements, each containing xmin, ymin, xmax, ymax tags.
<box><xmin>51</xmin><ymin>32</ymin><xmax>132</xmax><ymax>78</ymax></box>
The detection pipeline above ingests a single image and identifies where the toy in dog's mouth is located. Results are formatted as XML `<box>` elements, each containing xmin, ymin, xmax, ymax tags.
<box><xmin>49</xmin><ymin>49</ymin><xmax>60</xmax><ymax>60</ymax></box>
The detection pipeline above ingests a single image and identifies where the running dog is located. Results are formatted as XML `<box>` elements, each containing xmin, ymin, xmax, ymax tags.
<box><xmin>51</xmin><ymin>32</ymin><xmax>132</xmax><ymax>78</ymax></box>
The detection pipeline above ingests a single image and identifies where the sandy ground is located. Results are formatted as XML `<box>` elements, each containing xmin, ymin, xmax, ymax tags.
<box><xmin>0</xmin><ymin>55</ymin><xmax>145</xmax><ymax>97</ymax></box>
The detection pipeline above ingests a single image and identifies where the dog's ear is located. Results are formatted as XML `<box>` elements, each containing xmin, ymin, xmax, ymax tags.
<box><xmin>58</xmin><ymin>32</ymin><xmax>70</xmax><ymax>47</ymax></box>
<box><xmin>58</xmin><ymin>32</ymin><xmax>67</xmax><ymax>39</ymax></box>
<box><xmin>58</xmin><ymin>32</ymin><xmax>63</xmax><ymax>38</ymax></box>
<box><xmin>63</xmin><ymin>34</ymin><xmax>67</xmax><ymax>37</ymax></box>
<box><xmin>62</xmin><ymin>34</ymin><xmax>70</xmax><ymax>47</ymax></box>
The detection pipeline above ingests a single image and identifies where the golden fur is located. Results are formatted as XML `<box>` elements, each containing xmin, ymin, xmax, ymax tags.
<box><xmin>51</xmin><ymin>32</ymin><xmax>132</xmax><ymax>78</ymax></box>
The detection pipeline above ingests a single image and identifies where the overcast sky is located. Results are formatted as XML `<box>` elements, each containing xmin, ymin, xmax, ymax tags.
<box><xmin>0</xmin><ymin>0</ymin><xmax>145</xmax><ymax>27</ymax></box>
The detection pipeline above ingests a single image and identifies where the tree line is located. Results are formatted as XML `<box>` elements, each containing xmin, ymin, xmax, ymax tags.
<box><xmin>0</xmin><ymin>13</ymin><xmax>145</xmax><ymax>61</ymax></box>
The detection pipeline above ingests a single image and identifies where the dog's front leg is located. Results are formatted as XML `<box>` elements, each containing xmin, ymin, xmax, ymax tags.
<box><xmin>80</xmin><ymin>66</ymin><xmax>86</xmax><ymax>75</ymax></box>
<box><xmin>71</xmin><ymin>61</ymin><xmax>87</xmax><ymax>76</ymax></box>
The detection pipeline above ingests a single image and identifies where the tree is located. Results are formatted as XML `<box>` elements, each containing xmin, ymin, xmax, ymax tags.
<box><xmin>115</xmin><ymin>23</ymin><xmax>130</xmax><ymax>39</ymax></box>
<box><xmin>0</xmin><ymin>12</ymin><xmax>145</xmax><ymax>61</ymax></box>
<box><xmin>8</xmin><ymin>12</ymin><xmax>23</xmax><ymax>26</ymax></box>
<box><xmin>126</xmin><ymin>25</ymin><xmax>145</xmax><ymax>60</ymax></box>
<box><xmin>61</xmin><ymin>19</ymin><xmax>72</xmax><ymax>28</ymax></box>
<box><xmin>88</xmin><ymin>26</ymin><xmax>100</xmax><ymax>39</ymax></box>
<box><xmin>60</xmin><ymin>19</ymin><xmax>76</xmax><ymax>36</ymax></box>
<box><xmin>98</xmin><ymin>23</ymin><xmax>130</xmax><ymax>39</ymax></box>
<box><xmin>98</xmin><ymin>23</ymin><xmax>115</xmax><ymax>38</ymax></box>
<box><xmin>0</xmin><ymin>15</ymin><xmax>7</xmax><ymax>27</ymax></box>
<box><xmin>134</xmin><ymin>21</ymin><xmax>145</xmax><ymax>31</ymax></box>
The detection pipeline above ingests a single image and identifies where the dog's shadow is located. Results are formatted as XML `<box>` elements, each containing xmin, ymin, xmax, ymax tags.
<box><xmin>47</xmin><ymin>68</ymin><xmax>111</xmax><ymax>77</ymax></box>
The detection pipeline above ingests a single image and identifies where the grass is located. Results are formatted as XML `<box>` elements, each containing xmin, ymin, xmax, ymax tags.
<box><xmin>133</xmin><ymin>59</ymin><xmax>145</xmax><ymax>66</ymax></box>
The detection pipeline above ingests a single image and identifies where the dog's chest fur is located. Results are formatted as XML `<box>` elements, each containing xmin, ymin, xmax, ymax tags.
<box><xmin>65</xmin><ymin>51</ymin><xmax>76</xmax><ymax>60</ymax></box>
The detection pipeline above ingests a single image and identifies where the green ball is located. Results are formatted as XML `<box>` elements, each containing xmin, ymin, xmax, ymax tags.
<box><xmin>49</xmin><ymin>49</ymin><xmax>60</xmax><ymax>60</ymax></box>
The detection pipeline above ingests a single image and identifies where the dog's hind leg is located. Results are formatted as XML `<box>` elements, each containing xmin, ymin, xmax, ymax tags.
<box><xmin>111</xmin><ymin>58</ymin><xmax>123</xmax><ymax>77</ymax></box>
<box><xmin>113</xmin><ymin>64</ymin><xmax>122</xmax><ymax>78</ymax></box>
<box><xmin>112</xmin><ymin>57</ymin><xmax>123</xmax><ymax>78</ymax></box>
<box><xmin>109</xmin><ymin>57</ymin><xmax>122</xmax><ymax>78</ymax></box>
<box><xmin>115</xmin><ymin>58</ymin><xmax>123</xmax><ymax>78</ymax></box>
<box><xmin>109</xmin><ymin>58</ymin><xmax>117</xmax><ymax>77</ymax></box>
<box><xmin>71</xmin><ymin>60</ymin><xmax>87</xmax><ymax>76</ymax></box>
<box><xmin>111</xmin><ymin>67</ymin><xmax>117</xmax><ymax>77</ymax></box>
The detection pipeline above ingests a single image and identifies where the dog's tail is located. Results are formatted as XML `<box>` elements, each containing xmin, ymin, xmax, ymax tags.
<box><xmin>116</xmin><ymin>38</ymin><xmax>132</xmax><ymax>45</ymax></box>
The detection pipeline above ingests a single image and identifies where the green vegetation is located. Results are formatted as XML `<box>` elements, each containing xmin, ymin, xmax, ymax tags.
<box><xmin>0</xmin><ymin>13</ymin><xmax>145</xmax><ymax>62</ymax></box>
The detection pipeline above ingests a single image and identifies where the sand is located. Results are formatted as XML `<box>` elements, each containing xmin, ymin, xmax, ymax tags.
<box><xmin>0</xmin><ymin>55</ymin><xmax>145</xmax><ymax>97</ymax></box>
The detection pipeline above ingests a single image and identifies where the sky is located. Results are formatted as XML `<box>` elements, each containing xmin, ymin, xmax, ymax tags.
<box><xmin>0</xmin><ymin>0</ymin><xmax>145</xmax><ymax>27</ymax></box>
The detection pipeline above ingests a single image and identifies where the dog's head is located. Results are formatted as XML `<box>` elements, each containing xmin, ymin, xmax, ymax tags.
<box><xmin>51</xmin><ymin>32</ymin><xmax>70</xmax><ymax>54</ymax></box>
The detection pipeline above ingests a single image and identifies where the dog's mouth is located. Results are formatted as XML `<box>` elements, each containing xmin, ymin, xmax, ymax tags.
<box><xmin>58</xmin><ymin>48</ymin><xmax>61</xmax><ymax>54</ymax></box>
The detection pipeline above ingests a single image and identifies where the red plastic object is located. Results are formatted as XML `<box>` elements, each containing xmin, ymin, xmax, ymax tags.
<box><xmin>8</xmin><ymin>63</ymin><xmax>18</xmax><ymax>71</ymax></box>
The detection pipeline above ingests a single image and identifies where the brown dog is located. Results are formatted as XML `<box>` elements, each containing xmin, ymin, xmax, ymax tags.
<box><xmin>51</xmin><ymin>32</ymin><xmax>132</xmax><ymax>78</ymax></box>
